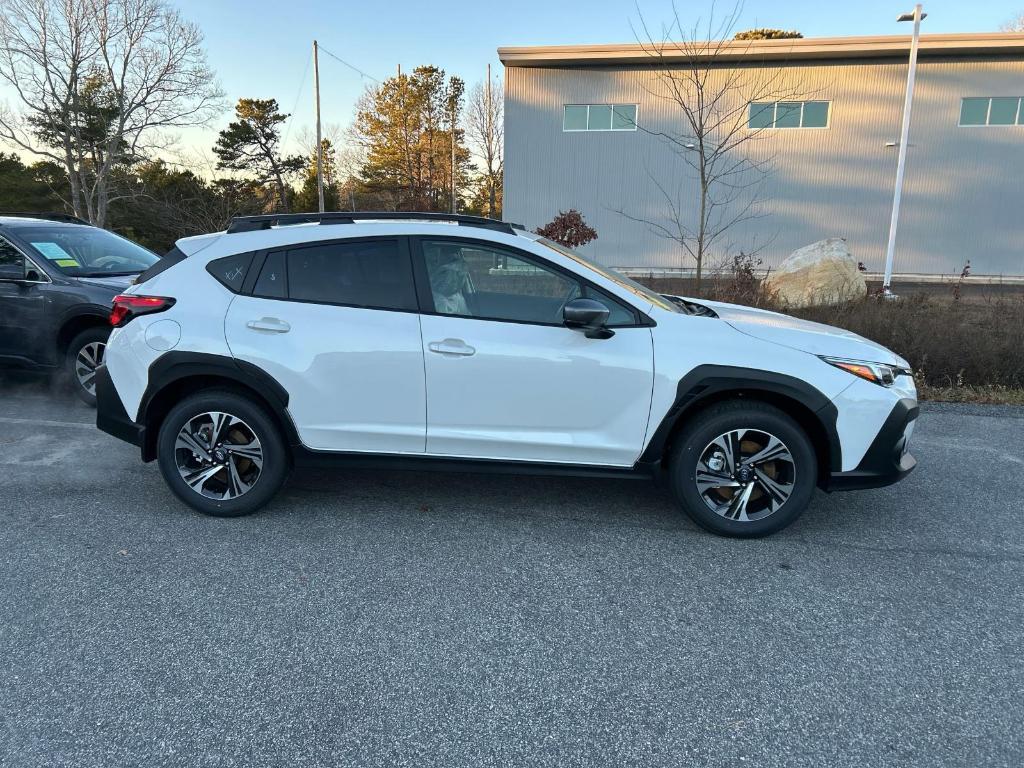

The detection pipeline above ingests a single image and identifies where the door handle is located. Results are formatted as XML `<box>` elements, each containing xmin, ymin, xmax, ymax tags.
<box><xmin>246</xmin><ymin>317</ymin><xmax>291</xmax><ymax>333</ymax></box>
<box><xmin>428</xmin><ymin>338</ymin><xmax>476</xmax><ymax>356</ymax></box>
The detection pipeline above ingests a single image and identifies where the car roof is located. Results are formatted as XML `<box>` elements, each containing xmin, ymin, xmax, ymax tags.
<box><xmin>174</xmin><ymin>220</ymin><xmax>542</xmax><ymax>257</ymax></box>
<box><xmin>0</xmin><ymin>214</ymin><xmax>93</xmax><ymax>229</ymax></box>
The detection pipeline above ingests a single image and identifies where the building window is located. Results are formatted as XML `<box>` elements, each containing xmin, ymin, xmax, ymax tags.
<box><xmin>959</xmin><ymin>97</ymin><xmax>1023</xmax><ymax>126</ymax></box>
<box><xmin>563</xmin><ymin>104</ymin><xmax>638</xmax><ymax>132</ymax></box>
<box><xmin>748</xmin><ymin>101</ymin><xmax>830</xmax><ymax>129</ymax></box>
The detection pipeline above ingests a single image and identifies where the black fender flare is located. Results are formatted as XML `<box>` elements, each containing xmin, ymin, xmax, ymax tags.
<box><xmin>639</xmin><ymin>364</ymin><xmax>843</xmax><ymax>473</ymax></box>
<box><xmin>138</xmin><ymin>352</ymin><xmax>298</xmax><ymax>459</ymax></box>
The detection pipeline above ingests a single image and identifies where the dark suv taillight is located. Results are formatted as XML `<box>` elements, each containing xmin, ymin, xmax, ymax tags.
<box><xmin>110</xmin><ymin>295</ymin><xmax>175</xmax><ymax>328</ymax></box>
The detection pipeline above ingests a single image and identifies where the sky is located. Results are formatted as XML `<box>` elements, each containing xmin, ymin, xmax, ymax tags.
<box><xmin>4</xmin><ymin>0</ymin><xmax>1023</xmax><ymax>163</ymax></box>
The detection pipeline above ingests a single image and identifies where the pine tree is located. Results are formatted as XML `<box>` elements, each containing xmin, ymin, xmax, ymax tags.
<box><xmin>214</xmin><ymin>98</ymin><xmax>304</xmax><ymax>213</ymax></box>
<box><xmin>352</xmin><ymin>66</ymin><xmax>472</xmax><ymax>211</ymax></box>
<box><xmin>294</xmin><ymin>139</ymin><xmax>341</xmax><ymax>211</ymax></box>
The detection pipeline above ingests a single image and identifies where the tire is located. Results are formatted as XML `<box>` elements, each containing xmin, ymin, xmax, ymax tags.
<box><xmin>65</xmin><ymin>327</ymin><xmax>109</xmax><ymax>407</ymax></box>
<box><xmin>156</xmin><ymin>389</ymin><xmax>289</xmax><ymax>517</ymax></box>
<box><xmin>668</xmin><ymin>400</ymin><xmax>818</xmax><ymax>538</ymax></box>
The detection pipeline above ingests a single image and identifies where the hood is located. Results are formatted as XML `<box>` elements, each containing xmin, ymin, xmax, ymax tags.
<box><xmin>676</xmin><ymin>296</ymin><xmax>909</xmax><ymax>367</ymax></box>
<box><xmin>74</xmin><ymin>274</ymin><xmax>137</xmax><ymax>291</ymax></box>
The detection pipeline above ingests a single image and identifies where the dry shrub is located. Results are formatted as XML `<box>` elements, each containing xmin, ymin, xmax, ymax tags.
<box><xmin>635</xmin><ymin>273</ymin><xmax>1024</xmax><ymax>390</ymax></box>
<box><xmin>791</xmin><ymin>294</ymin><xmax>1024</xmax><ymax>389</ymax></box>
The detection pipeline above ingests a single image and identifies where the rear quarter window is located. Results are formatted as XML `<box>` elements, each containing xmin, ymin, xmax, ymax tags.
<box><xmin>206</xmin><ymin>252</ymin><xmax>255</xmax><ymax>293</ymax></box>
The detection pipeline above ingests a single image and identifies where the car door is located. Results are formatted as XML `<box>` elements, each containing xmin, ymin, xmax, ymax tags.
<box><xmin>414</xmin><ymin>237</ymin><xmax>655</xmax><ymax>466</ymax></box>
<box><xmin>0</xmin><ymin>235</ymin><xmax>50</xmax><ymax>364</ymax></box>
<box><xmin>224</xmin><ymin>237</ymin><xmax>426</xmax><ymax>454</ymax></box>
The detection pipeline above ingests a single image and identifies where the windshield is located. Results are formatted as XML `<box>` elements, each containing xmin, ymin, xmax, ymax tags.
<box><xmin>533</xmin><ymin>236</ymin><xmax>682</xmax><ymax>313</ymax></box>
<box><xmin>19</xmin><ymin>226</ymin><xmax>158</xmax><ymax>277</ymax></box>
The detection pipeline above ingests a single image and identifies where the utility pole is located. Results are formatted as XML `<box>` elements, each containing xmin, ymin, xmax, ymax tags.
<box><xmin>450</xmin><ymin>98</ymin><xmax>457</xmax><ymax>214</ymax></box>
<box><xmin>313</xmin><ymin>40</ymin><xmax>325</xmax><ymax>213</ymax></box>
<box><xmin>882</xmin><ymin>4</ymin><xmax>926</xmax><ymax>297</ymax></box>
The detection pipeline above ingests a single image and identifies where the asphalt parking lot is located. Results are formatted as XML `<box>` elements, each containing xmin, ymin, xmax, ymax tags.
<box><xmin>0</xmin><ymin>372</ymin><xmax>1021</xmax><ymax>768</ymax></box>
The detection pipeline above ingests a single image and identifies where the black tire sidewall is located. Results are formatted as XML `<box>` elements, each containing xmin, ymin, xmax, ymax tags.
<box><xmin>669</xmin><ymin>404</ymin><xmax>817</xmax><ymax>538</ymax></box>
<box><xmin>156</xmin><ymin>390</ymin><xmax>288</xmax><ymax>517</ymax></box>
<box><xmin>65</xmin><ymin>326</ymin><xmax>109</xmax><ymax>406</ymax></box>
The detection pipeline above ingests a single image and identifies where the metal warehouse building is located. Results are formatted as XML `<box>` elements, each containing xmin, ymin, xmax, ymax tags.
<box><xmin>499</xmin><ymin>33</ymin><xmax>1024</xmax><ymax>278</ymax></box>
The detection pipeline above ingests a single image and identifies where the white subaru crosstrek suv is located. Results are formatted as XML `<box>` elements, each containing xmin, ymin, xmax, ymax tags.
<box><xmin>96</xmin><ymin>212</ymin><xmax>918</xmax><ymax>538</ymax></box>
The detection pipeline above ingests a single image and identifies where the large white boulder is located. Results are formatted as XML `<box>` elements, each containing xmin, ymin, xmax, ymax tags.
<box><xmin>763</xmin><ymin>238</ymin><xmax>867</xmax><ymax>308</ymax></box>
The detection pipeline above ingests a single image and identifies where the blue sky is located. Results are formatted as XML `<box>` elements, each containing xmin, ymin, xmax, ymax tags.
<box><xmin>5</xmin><ymin>0</ymin><xmax>1023</xmax><ymax>161</ymax></box>
<box><xmin>168</xmin><ymin>0</ymin><xmax>1021</xmax><ymax>156</ymax></box>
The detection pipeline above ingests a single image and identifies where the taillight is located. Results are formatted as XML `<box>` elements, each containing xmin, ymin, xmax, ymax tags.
<box><xmin>110</xmin><ymin>295</ymin><xmax>175</xmax><ymax>327</ymax></box>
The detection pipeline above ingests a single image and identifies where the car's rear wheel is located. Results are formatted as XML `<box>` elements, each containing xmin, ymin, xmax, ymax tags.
<box><xmin>668</xmin><ymin>400</ymin><xmax>818</xmax><ymax>538</ymax></box>
<box><xmin>65</xmin><ymin>327</ymin><xmax>110</xmax><ymax>406</ymax></box>
<box><xmin>156</xmin><ymin>390</ymin><xmax>289</xmax><ymax>517</ymax></box>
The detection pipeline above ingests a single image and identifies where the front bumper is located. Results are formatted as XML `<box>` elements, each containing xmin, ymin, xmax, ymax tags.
<box><xmin>826</xmin><ymin>398</ymin><xmax>918</xmax><ymax>491</ymax></box>
<box><xmin>95</xmin><ymin>364</ymin><xmax>146</xmax><ymax>449</ymax></box>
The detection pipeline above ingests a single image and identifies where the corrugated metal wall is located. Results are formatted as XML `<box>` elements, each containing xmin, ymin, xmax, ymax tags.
<box><xmin>504</xmin><ymin>57</ymin><xmax>1024</xmax><ymax>277</ymax></box>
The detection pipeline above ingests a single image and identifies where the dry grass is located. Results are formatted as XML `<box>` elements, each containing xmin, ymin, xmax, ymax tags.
<box><xmin>635</xmin><ymin>275</ymin><xmax>1024</xmax><ymax>403</ymax></box>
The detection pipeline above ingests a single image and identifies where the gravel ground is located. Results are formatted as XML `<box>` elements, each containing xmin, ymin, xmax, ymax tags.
<box><xmin>0</xmin><ymin>373</ymin><xmax>1021</xmax><ymax>767</ymax></box>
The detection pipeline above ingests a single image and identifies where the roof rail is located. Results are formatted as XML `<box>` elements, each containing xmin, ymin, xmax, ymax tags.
<box><xmin>225</xmin><ymin>211</ymin><xmax>525</xmax><ymax>235</ymax></box>
<box><xmin>0</xmin><ymin>211</ymin><xmax>90</xmax><ymax>225</ymax></box>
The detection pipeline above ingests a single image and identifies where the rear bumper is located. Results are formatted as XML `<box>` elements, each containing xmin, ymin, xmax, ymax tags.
<box><xmin>95</xmin><ymin>364</ymin><xmax>146</xmax><ymax>449</ymax></box>
<box><xmin>826</xmin><ymin>398</ymin><xmax>918</xmax><ymax>491</ymax></box>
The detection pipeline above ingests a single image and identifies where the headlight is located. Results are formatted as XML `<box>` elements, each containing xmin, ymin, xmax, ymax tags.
<box><xmin>821</xmin><ymin>356</ymin><xmax>912</xmax><ymax>387</ymax></box>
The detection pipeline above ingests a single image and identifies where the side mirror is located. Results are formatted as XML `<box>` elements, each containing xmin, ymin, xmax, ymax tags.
<box><xmin>563</xmin><ymin>297</ymin><xmax>614</xmax><ymax>339</ymax></box>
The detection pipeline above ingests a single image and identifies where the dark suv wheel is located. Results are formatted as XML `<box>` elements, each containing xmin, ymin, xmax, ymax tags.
<box><xmin>156</xmin><ymin>389</ymin><xmax>289</xmax><ymax>517</ymax></box>
<box><xmin>65</xmin><ymin>326</ymin><xmax>109</xmax><ymax>406</ymax></box>
<box><xmin>668</xmin><ymin>400</ymin><xmax>818</xmax><ymax>538</ymax></box>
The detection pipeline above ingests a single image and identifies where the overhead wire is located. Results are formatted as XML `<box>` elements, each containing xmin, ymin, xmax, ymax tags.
<box><xmin>282</xmin><ymin>48</ymin><xmax>313</xmax><ymax>153</ymax></box>
<box><xmin>317</xmin><ymin>45</ymin><xmax>380</xmax><ymax>84</ymax></box>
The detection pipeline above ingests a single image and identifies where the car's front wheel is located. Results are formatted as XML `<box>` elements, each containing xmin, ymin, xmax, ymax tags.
<box><xmin>156</xmin><ymin>390</ymin><xmax>289</xmax><ymax>517</ymax></box>
<box><xmin>668</xmin><ymin>400</ymin><xmax>818</xmax><ymax>538</ymax></box>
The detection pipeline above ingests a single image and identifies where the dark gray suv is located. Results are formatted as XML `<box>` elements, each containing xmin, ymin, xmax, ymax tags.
<box><xmin>0</xmin><ymin>213</ymin><xmax>159</xmax><ymax>405</ymax></box>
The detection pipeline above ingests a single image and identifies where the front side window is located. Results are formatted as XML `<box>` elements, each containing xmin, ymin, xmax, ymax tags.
<box><xmin>18</xmin><ymin>226</ymin><xmax>157</xmax><ymax>276</ymax></box>
<box><xmin>748</xmin><ymin>101</ymin><xmax>830</xmax><ymax>129</ymax></box>
<box><xmin>563</xmin><ymin>104</ymin><xmax>638</xmax><ymax>132</ymax></box>
<box><xmin>959</xmin><ymin>97</ymin><xmax>1023</xmax><ymax>126</ymax></box>
<box><xmin>533</xmin><ymin>236</ymin><xmax>682</xmax><ymax>314</ymax></box>
<box><xmin>0</xmin><ymin>236</ymin><xmax>26</xmax><ymax>280</ymax></box>
<box><xmin>286</xmin><ymin>239</ymin><xmax>416</xmax><ymax>311</ymax></box>
<box><xmin>422</xmin><ymin>241</ymin><xmax>586</xmax><ymax>324</ymax></box>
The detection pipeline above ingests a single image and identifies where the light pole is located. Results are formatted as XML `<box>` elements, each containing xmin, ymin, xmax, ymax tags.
<box><xmin>881</xmin><ymin>4</ymin><xmax>926</xmax><ymax>297</ymax></box>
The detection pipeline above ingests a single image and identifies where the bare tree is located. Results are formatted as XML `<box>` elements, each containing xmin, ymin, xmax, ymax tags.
<box><xmin>1001</xmin><ymin>12</ymin><xmax>1024</xmax><ymax>31</ymax></box>
<box><xmin>465</xmin><ymin>71</ymin><xmax>503</xmax><ymax>218</ymax></box>
<box><xmin>0</xmin><ymin>0</ymin><xmax>223</xmax><ymax>226</ymax></box>
<box><xmin>615</xmin><ymin>2</ymin><xmax>809</xmax><ymax>289</ymax></box>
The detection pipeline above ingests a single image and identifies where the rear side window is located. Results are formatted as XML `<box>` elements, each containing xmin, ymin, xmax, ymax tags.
<box><xmin>135</xmin><ymin>246</ymin><xmax>187</xmax><ymax>285</ymax></box>
<box><xmin>286</xmin><ymin>239</ymin><xmax>416</xmax><ymax>310</ymax></box>
<box><xmin>206</xmin><ymin>252</ymin><xmax>254</xmax><ymax>293</ymax></box>
<box><xmin>253</xmin><ymin>251</ymin><xmax>287</xmax><ymax>299</ymax></box>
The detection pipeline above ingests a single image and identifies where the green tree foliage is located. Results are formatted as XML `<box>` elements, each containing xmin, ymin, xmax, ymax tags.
<box><xmin>352</xmin><ymin>66</ymin><xmax>472</xmax><ymax>211</ymax></box>
<box><xmin>214</xmin><ymin>98</ymin><xmax>304</xmax><ymax>213</ymax></box>
<box><xmin>0</xmin><ymin>153</ymin><xmax>65</xmax><ymax>211</ymax></box>
<box><xmin>103</xmin><ymin>160</ymin><xmax>268</xmax><ymax>253</ymax></box>
<box><xmin>733</xmin><ymin>29</ymin><xmax>803</xmax><ymax>40</ymax></box>
<box><xmin>463</xmin><ymin>168</ymin><xmax>503</xmax><ymax>219</ymax></box>
<box><xmin>28</xmin><ymin>72</ymin><xmax>129</xmax><ymax>167</ymax></box>
<box><xmin>293</xmin><ymin>139</ymin><xmax>341</xmax><ymax>212</ymax></box>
